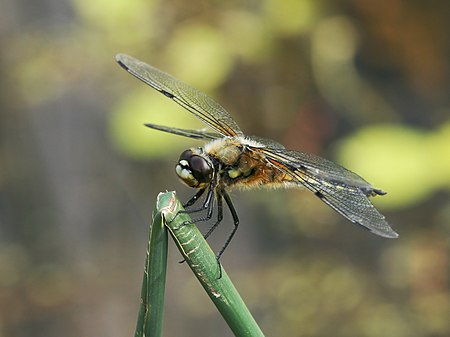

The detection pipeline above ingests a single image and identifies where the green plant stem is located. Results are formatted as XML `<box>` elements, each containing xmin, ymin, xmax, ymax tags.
<box><xmin>158</xmin><ymin>191</ymin><xmax>265</xmax><ymax>337</ymax></box>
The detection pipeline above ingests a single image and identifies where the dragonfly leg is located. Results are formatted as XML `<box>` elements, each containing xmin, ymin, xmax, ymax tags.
<box><xmin>172</xmin><ymin>186</ymin><xmax>215</xmax><ymax>229</ymax></box>
<box><xmin>183</xmin><ymin>188</ymin><xmax>206</xmax><ymax>208</ymax></box>
<box><xmin>214</xmin><ymin>191</ymin><xmax>239</xmax><ymax>279</ymax></box>
<box><xmin>203</xmin><ymin>194</ymin><xmax>223</xmax><ymax>240</ymax></box>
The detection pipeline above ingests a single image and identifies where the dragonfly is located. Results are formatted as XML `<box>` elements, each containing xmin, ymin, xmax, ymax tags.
<box><xmin>115</xmin><ymin>54</ymin><xmax>398</xmax><ymax>262</ymax></box>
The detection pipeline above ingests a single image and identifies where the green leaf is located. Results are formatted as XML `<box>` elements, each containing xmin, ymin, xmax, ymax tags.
<box><xmin>134</xmin><ymin>193</ymin><xmax>169</xmax><ymax>337</ymax></box>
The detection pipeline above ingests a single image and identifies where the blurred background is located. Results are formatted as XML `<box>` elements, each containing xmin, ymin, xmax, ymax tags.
<box><xmin>1</xmin><ymin>0</ymin><xmax>449</xmax><ymax>336</ymax></box>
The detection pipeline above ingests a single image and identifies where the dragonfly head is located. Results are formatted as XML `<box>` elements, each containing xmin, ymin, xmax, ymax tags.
<box><xmin>176</xmin><ymin>149</ymin><xmax>213</xmax><ymax>188</ymax></box>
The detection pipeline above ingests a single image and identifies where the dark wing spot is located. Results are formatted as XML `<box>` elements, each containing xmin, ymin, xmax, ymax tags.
<box><xmin>373</xmin><ymin>188</ymin><xmax>387</xmax><ymax>196</ymax></box>
<box><xmin>315</xmin><ymin>191</ymin><xmax>324</xmax><ymax>199</ymax></box>
<box><xmin>162</xmin><ymin>90</ymin><xmax>175</xmax><ymax>99</ymax></box>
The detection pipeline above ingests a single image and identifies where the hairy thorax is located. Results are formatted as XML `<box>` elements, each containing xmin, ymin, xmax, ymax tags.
<box><xmin>204</xmin><ymin>137</ymin><xmax>293</xmax><ymax>190</ymax></box>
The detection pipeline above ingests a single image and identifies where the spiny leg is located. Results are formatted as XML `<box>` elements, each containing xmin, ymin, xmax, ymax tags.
<box><xmin>203</xmin><ymin>193</ymin><xmax>225</xmax><ymax>279</ymax></box>
<box><xmin>182</xmin><ymin>186</ymin><xmax>216</xmax><ymax>224</ymax></box>
<box><xmin>167</xmin><ymin>188</ymin><xmax>205</xmax><ymax>225</ymax></box>
<box><xmin>176</xmin><ymin>187</ymin><xmax>216</xmax><ymax>264</ymax></box>
<box><xmin>215</xmin><ymin>191</ymin><xmax>239</xmax><ymax>279</ymax></box>
<box><xmin>182</xmin><ymin>186</ymin><xmax>214</xmax><ymax>216</ymax></box>
<box><xmin>171</xmin><ymin>186</ymin><xmax>214</xmax><ymax>228</ymax></box>
<box><xmin>183</xmin><ymin>188</ymin><xmax>206</xmax><ymax>208</ymax></box>
<box><xmin>179</xmin><ymin>193</ymin><xmax>223</xmax><ymax>267</ymax></box>
<box><xmin>217</xmin><ymin>191</ymin><xmax>239</xmax><ymax>260</ymax></box>
<box><xmin>203</xmin><ymin>193</ymin><xmax>223</xmax><ymax>241</ymax></box>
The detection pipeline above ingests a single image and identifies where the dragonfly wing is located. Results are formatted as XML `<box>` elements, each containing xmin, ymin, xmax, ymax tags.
<box><xmin>116</xmin><ymin>54</ymin><xmax>243</xmax><ymax>137</ymax></box>
<box><xmin>246</xmin><ymin>136</ymin><xmax>286</xmax><ymax>149</ymax></box>
<box><xmin>144</xmin><ymin>123</ymin><xmax>222</xmax><ymax>140</ymax></box>
<box><xmin>258</xmin><ymin>148</ymin><xmax>398</xmax><ymax>238</ymax></box>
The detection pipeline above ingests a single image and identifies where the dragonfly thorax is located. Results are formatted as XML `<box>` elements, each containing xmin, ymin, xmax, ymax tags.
<box><xmin>175</xmin><ymin>149</ymin><xmax>213</xmax><ymax>188</ymax></box>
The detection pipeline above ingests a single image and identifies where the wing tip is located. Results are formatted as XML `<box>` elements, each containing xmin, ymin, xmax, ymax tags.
<box><xmin>115</xmin><ymin>53</ymin><xmax>132</xmax><ymax>71</ymax></box>
<box><xmin>373</xmin><ymin>188</ymin><xmax>387</xmax><ymax>196</ymax></box>
<box><xmin>371</xmin><ymin>227</ymin><xmax>399</xmax><ymax>239</ymax></box>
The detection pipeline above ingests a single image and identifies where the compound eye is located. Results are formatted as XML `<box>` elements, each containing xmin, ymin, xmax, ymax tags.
<box><xmin>179</xmin><ymin>149</ymin><xmax>193</xmax><ymax>161</ymax></box>
<box><xmin>190</xmin><ymin>156</ymin><xmax>212</xmax><ymax>183</ymax></box>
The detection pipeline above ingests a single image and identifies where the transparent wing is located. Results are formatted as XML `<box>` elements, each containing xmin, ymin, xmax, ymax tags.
<box><xmin>258</xmin><ymin>148</ymin><xmax>398</xmax><ymax>238</ymax></box>
<box><xmin>144</xmin><ymin>123</ymin><xmax>222</xmax><ymax>140</ymax></box>
<box><xmin>246</xmin><ymin>136</ymin><xmax>286</xmax><ymax>149</ymax></box>
<box><xmin>116</xmin><ymin>54</ymin><xmax>243</xmax><ymax>137</ymax></box>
